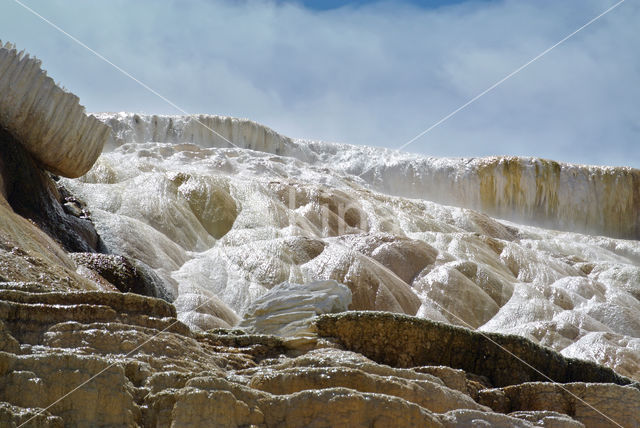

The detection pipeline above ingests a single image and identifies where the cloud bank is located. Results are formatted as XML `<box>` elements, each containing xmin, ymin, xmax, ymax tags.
<box><xmin>1</xmin><ymin>0</ymin><xmax>638</xmax><ymax>167</ymax></box>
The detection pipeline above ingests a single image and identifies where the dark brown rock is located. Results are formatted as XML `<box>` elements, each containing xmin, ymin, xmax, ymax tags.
<box><xmin>70</xmin><ymin>253</ymin><xmax>175</xmax><ymax>301</ymax></box>
<box><xmin>0</xmin><ymin>128</ymin><xmax>104</xmax><ymax>253</ymax></box>
<box><xmin>315</xmin><ymin>311</ymin><xmax>636</xmax><ymax>388</ymax></box>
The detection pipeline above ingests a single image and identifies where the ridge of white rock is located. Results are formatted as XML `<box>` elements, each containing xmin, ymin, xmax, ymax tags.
<box><xmin>238</xmin><ymin>280</ymin><xmax>352</xmax><ymax>336</ymax></box>
<box><xmin>0</xmin><ymin>41</ymin><xmax>110</xmax><ymax>177</ymax></box>
<box><xmin>95</xmin><ymin>112</ymin><xmax>639</xmax><ymax>239</ymax></box>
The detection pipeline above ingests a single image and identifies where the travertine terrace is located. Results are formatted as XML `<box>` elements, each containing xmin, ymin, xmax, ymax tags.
<box><xmin>1</xmin><ymin>42</ymin><xmax>639</xmax><ymax>427</ymax></box>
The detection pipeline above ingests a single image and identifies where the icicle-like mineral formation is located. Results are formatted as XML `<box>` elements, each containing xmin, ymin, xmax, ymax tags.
<box><xmin>97</xmin><ymin>112</ymin><xmax>640</xmax><ymax>239</ymax></box>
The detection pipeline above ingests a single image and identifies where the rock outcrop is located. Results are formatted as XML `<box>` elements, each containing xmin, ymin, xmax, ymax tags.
<box><xmin>0</xmin><ymin>42</ymin><xmax>110</xmax><ymax>178</ymax></box>
<box><xmin>70</xmin><ymin>252</ymin><xmax>175</xmax><ymax>301</ymax></box>
<box><xmin>0</xmin><ymin>289</ymin><xmax>470</xmax><ymax>427</ymax></box>
<box><xmin>2</xmin><ymin>287</ymin><xmax>637</xmax><ymax>427</ymax></box>
<box><xmin>315</xmin><ymin>311</ymin><xmax>635</xmax><ymax>388</ymax></box>
<box><xmin>63</xmin><ymin>112</ymin><xmax>640</xmax><ymax>383</ymax></box>
<box><xmin>478</xmin><ymin>382</ymin><xmax>640</xmax><ymax>428</ymax></box>
<box><xmin>368</xmin><ymin>156</ymin><xmax>640</xmax><ymax>241</ymax></box>
<box><xmin>0</xmin><ymin>184</ymin><xmax>100</xmax><ymax>293</ymax></box>
<box><xmin>0</xmin><ymin>128</ymin><xmax>104</xmax><ymax>253</ymax></box>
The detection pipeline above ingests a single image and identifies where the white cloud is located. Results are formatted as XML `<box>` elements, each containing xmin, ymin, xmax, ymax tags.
<box><xmin>1</xmin><ymin>0</ymin><xmax>638</xmax><ymax>167</ymax></box>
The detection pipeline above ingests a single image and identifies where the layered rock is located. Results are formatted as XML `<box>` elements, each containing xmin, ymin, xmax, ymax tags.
<box><xmin>65</xmin><ymin>132</ymin><xmax>640</xmax><ymax>381</ymax></box>
<box><xmin>2</xmin><ymin>285</ymin><xmax>637</xmax><ymax>427</ymax></box>
<box><xmin>364</xmin><ymin>156</ymin><xmax>640</xmax><ymax>240</ymax></box>
<box><xmin>70</xmin><ymin>252</ymin><xmax>175</xmax><ymax>301</ymax></box>
<box><xmin>0</xmin><ymin>289</ymin><xmax>464</xmax><ymax>427</ymax></box>
<box><xmin>478</xmin><ymin>382</ymin><xmax>640</xmax><ymax>428</ymax></box>
<box><xmin>1</xmin><ymin>42</ymin><xmax>638</xmax><ymax>427</ymax></box>
<box><xmin>0</xmin><ymin>287</ymin><xmax>616</xmax><ymax>427</ymax></box>
<box><xmin>0</xmin><ymin>184</ymin><xmax>99</xmax><ymax>293</ymax></box>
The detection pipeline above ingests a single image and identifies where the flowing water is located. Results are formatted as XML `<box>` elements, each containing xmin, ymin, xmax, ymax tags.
<box><xmin>62</xmin><ymin>113</ymin><xmax>640</xmax><ymax>380</ymax></box>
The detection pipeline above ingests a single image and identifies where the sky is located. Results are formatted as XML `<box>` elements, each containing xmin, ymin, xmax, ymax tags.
<box><xmin>1</xmin><ymin>0</ymin><xmax>638</xmax><ymax>168</ymax></box>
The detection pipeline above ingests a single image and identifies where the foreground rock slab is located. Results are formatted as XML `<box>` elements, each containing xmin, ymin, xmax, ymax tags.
<box><xmin>1</xmin><ymin>289</ymin><xmax>637</xmax><ymax>427</ymax></box>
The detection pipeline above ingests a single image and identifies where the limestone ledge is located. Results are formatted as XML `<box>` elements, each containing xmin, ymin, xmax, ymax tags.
<box><xmin>371</xmin><ymin>156</ymin><xmax>640</xmax><ymax>240</ymax></box>
<box><xmin>1</xmin><ymin>291</ymin><xmax>638</xmax><ymax>427</ymax></box>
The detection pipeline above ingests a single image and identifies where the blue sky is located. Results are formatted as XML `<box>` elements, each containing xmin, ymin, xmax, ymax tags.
<box><xmin>1</xmin><ymin>0</ymin><xmax>638</xmax><ymax>168</ymax></box>
<box><xmin>288</xmin><ymin>0</ymin><xmax>481</xmax><ymax>10</ymax></box>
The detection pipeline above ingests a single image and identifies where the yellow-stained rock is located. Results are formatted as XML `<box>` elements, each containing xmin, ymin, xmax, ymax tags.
<box><xmin>478</xmin><ymin>382</ymin><xmax>640</xmax><ymax>428</ymax></box>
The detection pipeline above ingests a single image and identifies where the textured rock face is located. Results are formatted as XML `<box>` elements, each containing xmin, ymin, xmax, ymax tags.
<box><xmin>372</xmin><ymin>156</ymin><xmax>640</xmax><ymax>241</ymax></box>
<box><xmin>0</xmin><ymin>191</ymin><xmax>99</xmax><ymax>292</ymax></box>
<box><xmin>248</xmin><ymin>365</ymin><xmax>485</xmax><ymax>413</ymax></box>
<box><xmin>0</xmin><ymin>289</ymin><xmax>464</xmax><ymax>427</ymax></box>
<box><xmin>97</xmin><ymin>113</ymin><xmax>640</xmax><ymax>240</ymax></box>
<box><xmin>478</xmin><ymin>382</ymin><xmax>640</xmax><ymax>428</ymax></box>
<box><xmin>1</xmin><ymin>43</ymin><xmax>638</xmax><ymax>427</ymax></box>
<box><xmin>0</xmin><ymin>42</ymin><xmax>110</xmax><ymax>178</ymax></box>
<box><xmin>315</xmin><ymin>312</ymin><xmax>635</xmax><ymax>388</ymax></box>
<box><xmin>69</xmin><ymin>252</ymin><xmax>176</xmax><ymax>301</ymax></box>
<box><xmin>65</xmin><ymin>115</ymin><xmax>640</xmax><ymax>382</ymax></box>
<box><xmin>0</xmin><ymin>402</ymin><xmax>63</xmax><ymax>428</ymax></box>
<box><xmin>2</xmin><ymin>287</ymin><xmax>633</xmax><ymax>427</ymax></box>
<box><xmin>0</xmin><ymin>129</ymin><xmax>104</xmax><ymax>254</ymax></box>
<box><xmin>439</xmin><ymin>409</ymin><xmax>585</xmax><ymax>427</ymax></box>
